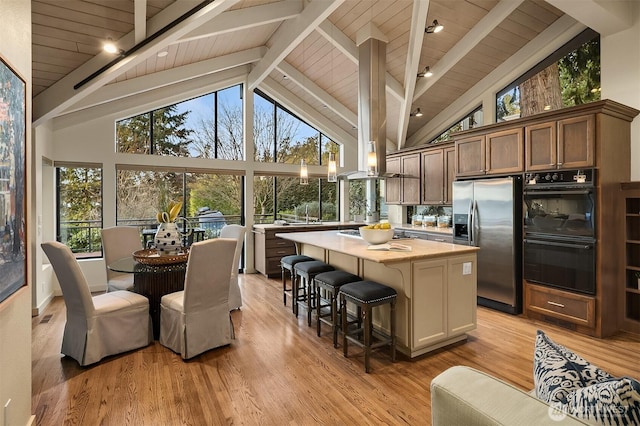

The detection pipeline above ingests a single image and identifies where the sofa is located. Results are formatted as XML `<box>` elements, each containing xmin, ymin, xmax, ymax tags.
<box><xmin>431</xmin><ymin>365</ymin><xmax>588</xmax><ymax>425</ymax></box>
<box><xmin>431</xmin><ymin>330</ymin><xmax>640</xmax><ymax>426</ymax></box>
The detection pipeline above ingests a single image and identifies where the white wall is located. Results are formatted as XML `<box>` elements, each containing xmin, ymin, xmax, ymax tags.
<box><xmin>601</xmin><ymin>5</ymin><xmax>640</xmax><ymax>180</ymax></box>
<box><xmin>0</xmin><ymin>1</ymin><xmax>33</xmax><ymax>425</ymax></box>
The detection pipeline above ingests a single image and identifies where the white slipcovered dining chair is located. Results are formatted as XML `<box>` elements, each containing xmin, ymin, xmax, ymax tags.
<box><xmin>159</xmin><ymin>238</ymin><xmax>236</xmax><ymax>359</ymax></box>
<box><xmin>101</xmin><ymin>226</ymin><xmax>142</xmax><ymax>292</ymax></box>
<box><xmin>219</xmin><ymin>224</ymin><xmax>246</xmax><ymax>310</ymax></box>
<box><xmin>41</xmin><ymin>241</ymin><xmax>152</xmax><ymax>366</ymax></box>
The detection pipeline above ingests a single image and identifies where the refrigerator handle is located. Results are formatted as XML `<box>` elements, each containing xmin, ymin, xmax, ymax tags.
<box><xmin>471</xmin><ymin>200</ymin><xmax>478</xmax><ymax>246</ymax></box>
<box><xmin>467</xmin><ymin>199</ymin><xmax>473</xmax><ymax>245</ymax></box>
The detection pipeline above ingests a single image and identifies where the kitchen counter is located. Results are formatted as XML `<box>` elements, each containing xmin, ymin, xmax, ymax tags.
<box><xmin>253</xmin><ymin>221</ymin><xmax>364</xmax><ymax>231</ymax></box>
<box><xmin>253</xmin><ymin>222</ymin><xmax>363</xmax><ymax>277</ymax></box>
<box><xmin>277</xmin><ymin>230</ymin><xmax>478</xmax><ymax>358</ymax></box>
<box><xmin>276</xmin><ymin>230</ymin><xmax>473</xmax><ymax>264</ymax></box>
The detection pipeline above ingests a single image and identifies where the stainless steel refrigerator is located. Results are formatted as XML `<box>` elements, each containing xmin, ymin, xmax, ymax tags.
<box><xmin>452</xmin><ymin>176</ymin><xmax>522</xmax><ymax>314</ymax></box>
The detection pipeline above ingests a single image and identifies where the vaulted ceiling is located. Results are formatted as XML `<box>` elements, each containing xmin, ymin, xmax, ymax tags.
<box><xmin>31</xmin><ymin>0</ymin><xmax>635</xmax><ymax>152</ymax></box>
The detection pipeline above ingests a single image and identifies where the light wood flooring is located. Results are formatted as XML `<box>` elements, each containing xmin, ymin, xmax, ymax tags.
<box><xmin>32</xmin><ymin>273</ymin><xmax>640</xmax><ymax>425</ymax></box>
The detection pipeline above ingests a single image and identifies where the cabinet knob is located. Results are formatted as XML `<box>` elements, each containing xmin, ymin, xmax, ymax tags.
<box><xmin>547</xmin><ymin>301</ymin><xmax>565</xmax><ymax>308</ymax></box>
<box><xmin>557</xmin><ymin>162</ymin><xmax>563</xmax><ymax>166</ymax></box>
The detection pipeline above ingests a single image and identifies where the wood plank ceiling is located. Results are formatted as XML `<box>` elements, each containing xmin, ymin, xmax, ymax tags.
<box><xmin>32</xmin><ymin>0</ymin><xmax>570</xmax><ymax>151</ymax></box>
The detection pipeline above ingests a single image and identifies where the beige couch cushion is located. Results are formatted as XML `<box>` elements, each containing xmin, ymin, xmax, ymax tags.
<box><xmin>431</xmin><ymin>366</ymin><xmax>588</xmax><ymax>425</ymax></box>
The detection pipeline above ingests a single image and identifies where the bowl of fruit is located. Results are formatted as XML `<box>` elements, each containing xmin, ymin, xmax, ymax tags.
<box><xmin>359</xmin><ymin>223</ymin><xmax>394</xmax><ymax>245</ymax></box>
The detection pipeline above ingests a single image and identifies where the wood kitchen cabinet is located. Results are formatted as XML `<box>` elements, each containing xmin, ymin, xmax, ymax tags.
<box><xmin>253</xmin><ymin>224</ymin><xmax>361</xmax><ymax>277</ymax></box>
<box><xmin>385</xmin><ymin>153</ymin><xmax>420</xmax><ymax>205</ymax></box>
<box><xmin>450</xmin><ymin>100</ymin><xmax>639</xmax><ymax>337</ymax></box>
<box><xmin>526</xmin><ymin>114</ymin><xmax>594</xmax><ymax>171</ymax></box>
<box><xmin>455</xmin><ymin>129</ymin><xmax>523</xmax><ymax>177</ymax></box>
<box><xmin>421</xmin><ymin>145</ymin><xmax>455</xmax><ymax>205</ymax></box>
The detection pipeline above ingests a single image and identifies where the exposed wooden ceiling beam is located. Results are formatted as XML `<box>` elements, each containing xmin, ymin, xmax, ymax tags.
<box><xmin>178</xmin><ymin>1</ymin><xmax>303</xmax><ymax>42</ymax></box>
<box><xmin>413</xmin><ymin>0</ymin><xmax>525</xmax><ymax>102</ymax></box>
<box><xmin>134</xmin><ymin>0</ymin><xmax>147</xmax><ymax>43</ymax></box>
<box><xmin>66</xmin><ymin>48</ymin><xmax>266</xmax><ymax>114</ymax></box>
<box><xmin>396</xmin><ymin>0</ymin><xmax>430</xmax><ymax>150</ymax></box>
<box><xmin>33</xmin><ymin>0</ymin><xmax>240</xmax><ymax>126</ymax></box>
<box><xmin>247</xmin><ymin>0</ymin><xmax>344</xmax><ymax>91</ymax></box>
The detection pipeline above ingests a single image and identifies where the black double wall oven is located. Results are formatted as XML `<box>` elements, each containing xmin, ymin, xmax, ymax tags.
<box><xmin>523</xmin><ymin>169</ymin><xmax>596</xmax><ymax>295</ymax></box>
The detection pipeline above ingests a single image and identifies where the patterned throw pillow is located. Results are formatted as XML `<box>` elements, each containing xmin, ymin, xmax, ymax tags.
<box><xmin>566</xmin><ymin>377</ymin><xmax>640</xmax><ymax>425</ymax></box>
<box><xmin>533</xmin><ymin>330</ymin><xmax>613</xmax><ymax>405</ymax></box>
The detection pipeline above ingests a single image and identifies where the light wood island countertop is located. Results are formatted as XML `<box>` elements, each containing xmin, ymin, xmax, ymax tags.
<box><xmin>276</xmin><ymin>229</ymin><xmax>477</xmax><ymax>264</ymax></box>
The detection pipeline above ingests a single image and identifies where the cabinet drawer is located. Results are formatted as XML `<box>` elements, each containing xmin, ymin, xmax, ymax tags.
<box><xmin>265</xmin><ymin>245</ymin><xmax>296</xmax><ymax>258</ymax></box>
<box><xmin>266</xmin><ymin>257</ymin><xmax>287</xmax><ymax>275</ymax></box>
<box><xmin>525</xmin><ymin>283</ymin><xmax>595</xmax><ymax>327</ymax></box>
<box><xmin>265</xmin><ymin>238</ymin><xmax>295</xmax><ymax>250</ymax></box>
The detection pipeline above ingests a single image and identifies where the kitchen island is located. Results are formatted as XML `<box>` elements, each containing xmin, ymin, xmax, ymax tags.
<box><xmin>276</xmin><ymin>230</ymin><xmax>479</xmax><ymax>358</ymax></box>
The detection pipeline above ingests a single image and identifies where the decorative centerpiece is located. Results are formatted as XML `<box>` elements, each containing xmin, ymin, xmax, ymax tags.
<box><xmin>154</xmin><ymin>200</ymin><xmax>190</xmax><ymax>256</ymax></box>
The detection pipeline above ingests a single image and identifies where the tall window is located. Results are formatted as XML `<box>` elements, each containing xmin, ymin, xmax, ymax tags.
<box><xmin>254</xmin><ymin>90</ymin><xmax>338</xmax><ymax>166</ymax></box>
<box><xmin>497</xmin><ymin>30</ymin><xmax>600</xmax><ymax>121</ymax></box>
<box><xmin>116</xmin><ymin>168</ymin><xmax>243</xmax><ymax>240</ymax></box>
<box><xmin>116</xmin><ymin>85</ymin><xmax>244</xmax><ymax>159</ymax></box>
<box><xmin>56</xmin><ymin>164</ymin><xmax>102</xmax><ymax>257</ymax></box>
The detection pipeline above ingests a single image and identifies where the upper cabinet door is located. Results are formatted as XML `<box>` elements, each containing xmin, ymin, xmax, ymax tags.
<box><xmin>485</xmin><ymin>128</ymin><xmax>524</xmax><ymax>175</ymax></box>
<box><xmin>401</xmin><ymin>153</ymin><xmax>421</xmax><ymax>205</ymax></box>
<box><xmin>385</xmin><ymin>156</ymin><xmax>401</xmax><ymax>205</ymax></box>
<box><xmin>558</xmin><ymin>114</ymin><xmax>594</xmax><ymax>169</ymax></box>
<box><xmin>421</xmin><ymin>149</ymin><xmax>444</xmax><ymax>205</ymax></box>
<box><xmin>526</xmin><ymin>122</ymin><xmax>557</xmax><ymax>171</ymax></box>
<box><xmin>455</xmin><ymin>136</ymin><xmax>485</xmax><ymax>177</ymax></box>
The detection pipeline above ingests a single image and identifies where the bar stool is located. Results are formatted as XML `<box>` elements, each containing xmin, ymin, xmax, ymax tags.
<box><xmin>314</xmin><ymin>270</ymin><xmax>362</xmax><ymax>347</ymax></box>
<box><xmin>293</xmin><ymin>260</ymin><xmax>334</xmax><ymax>326</ymax></box>
<box><xmin>339</xmin><ymin>280</ymin><xmax>397</xmax><ymax>373</ymax></box>
<box><xmin>280</xmin><ymin>255</ymin><xmax>314</xmax><ymax>309</ymax></box>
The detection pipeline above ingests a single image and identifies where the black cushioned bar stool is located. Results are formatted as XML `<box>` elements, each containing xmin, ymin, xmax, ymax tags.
<box><xmin>281</xmin><ymin>255</ymin><xmax>314</xmax><ymax>309</ymax></box>
<box><xmin>339</xmin><ymin>280</ymin><xmax>397</xmax><ymax>373</ymax></box>
<box><xmin>314</xmin><ymin>270</ymin><xmax>362</xmax><ymax>347</ymax></box>
<box><xmin>293</xmin><ymin>260</ymin><xmax>334</xmax><ymax>326</ymax></box>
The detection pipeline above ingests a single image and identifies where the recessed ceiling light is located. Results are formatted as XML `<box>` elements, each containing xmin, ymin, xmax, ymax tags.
<box><xmin>157</xmin><ymin>51</ymin><xmax>168</xmax><ymax>58</ymax></box>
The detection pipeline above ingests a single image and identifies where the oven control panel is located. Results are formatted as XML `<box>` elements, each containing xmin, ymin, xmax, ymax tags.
<box><xmin>525</xmin><ymin>169</ymin><xmax>594</xmax><ymax>188</ymax></box>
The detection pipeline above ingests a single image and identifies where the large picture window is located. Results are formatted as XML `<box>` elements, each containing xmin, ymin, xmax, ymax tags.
<box><xmin>116</xmin><ymin>168</ymin><xmax>243</xmax><ymax>241</ymax></box>
<box><xmin>116</xmin><ymin>85</ymin><xmax>243</xmax><ymax>159</ymax></box>
<box><xmin>254</xmin><ymin>91</ymin><xmax>339</xmax><ymax>167</ymax></box>
<box><xmin>253</xmin><ymin>176</ymin><xmax>338</xmax><ymax>224</ymax></box>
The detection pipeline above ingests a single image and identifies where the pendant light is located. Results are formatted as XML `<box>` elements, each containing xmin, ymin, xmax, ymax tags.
<box><xmin>300</xmin><ymin>159</ymin><xmax>309</xmax><ymax>185</ymax></box>
<box><xmin>327</xmin><ymin>152</ymin><xmax>337</xmax><ymax>182</ymax></box>
<box><xmin>367</xmin><ymin>141</ymin><xmax>377</xmax><ymax>177</ymax></box>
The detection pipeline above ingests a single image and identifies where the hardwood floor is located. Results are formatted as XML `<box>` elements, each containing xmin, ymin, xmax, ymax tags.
<box><xmin>32</xmin><ymin>273</ymin><xmax>640</xmax><ymax>425</ymax></box>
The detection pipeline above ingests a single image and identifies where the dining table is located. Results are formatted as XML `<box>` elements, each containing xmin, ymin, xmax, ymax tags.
<box><xmin>108</xmin><ymin>255</ymin><xmax>188</xmax><ymax>339</ymax></box>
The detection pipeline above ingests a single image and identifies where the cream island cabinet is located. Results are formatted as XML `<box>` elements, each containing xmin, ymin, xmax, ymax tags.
<box><xmin>276</xmin><ymin>230</ymin><xmax>479</xmax><ymax>358</ymax></box>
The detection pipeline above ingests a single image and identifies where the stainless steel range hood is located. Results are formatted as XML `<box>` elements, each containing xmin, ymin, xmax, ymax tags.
<box><xmin>341</xmin><ymin>25</ymin><xmax>388</xmax><ymax>180</ymax></box>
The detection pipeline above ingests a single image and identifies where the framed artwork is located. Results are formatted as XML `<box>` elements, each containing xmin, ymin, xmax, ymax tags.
<box><xmin>0</xmin><ymin>55</ymin><xmax>26</xmax><ymax>303</ymax></box>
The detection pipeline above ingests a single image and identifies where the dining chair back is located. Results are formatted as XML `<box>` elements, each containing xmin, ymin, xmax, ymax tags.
<box><xmin>41</xmin><ymin>241</ymin><xmax>151</xmax><ymax>366</ymax></box>
<box><xmin>101</xmin><ymin>226</ymin><xmax>142</xmax><ymax>292</ymax></box>
<box><xmin>159</xmin><ymin>238</ymin><xmax>237</xmax><ymax>359</ymax></box>
<box><xmin>219</xmin><ymin>224</ymin><xmax>246</xmax><ymax>310</ymax></box>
